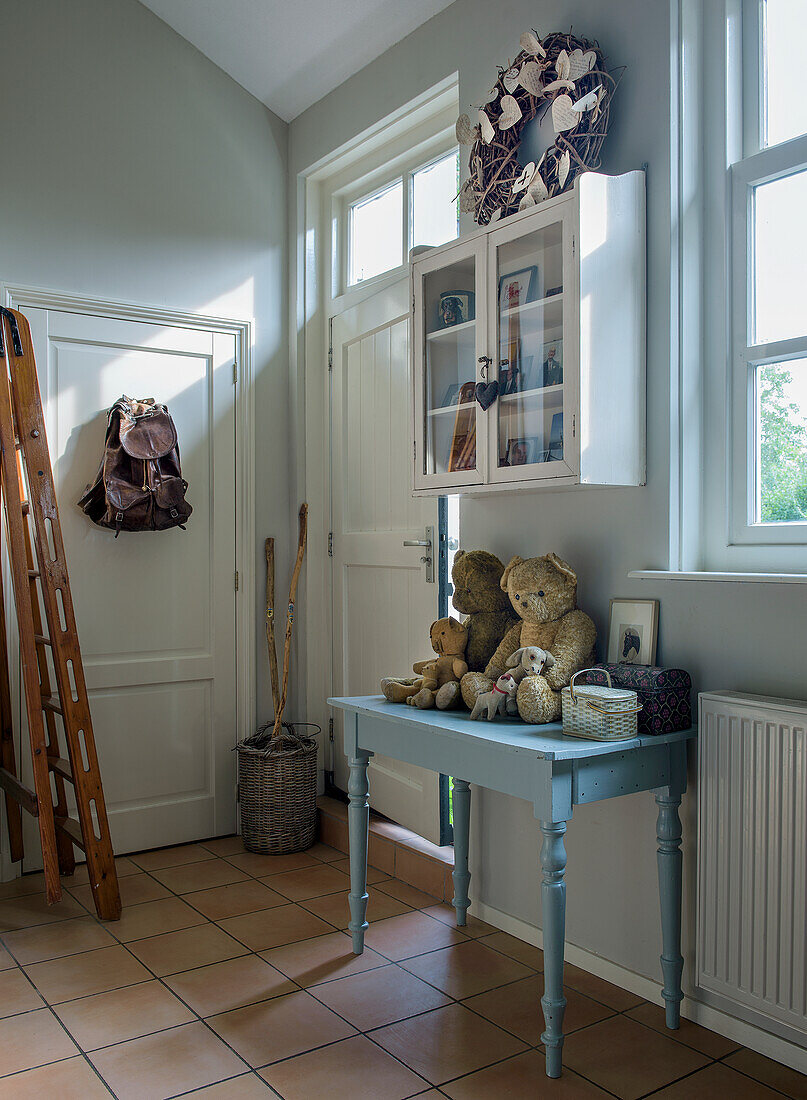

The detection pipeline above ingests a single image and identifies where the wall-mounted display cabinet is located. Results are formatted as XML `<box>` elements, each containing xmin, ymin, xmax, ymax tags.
<box><xmin>410</xmin><ymin>171</ymin><xmax>645</xmax><ymax>495</ymax></box>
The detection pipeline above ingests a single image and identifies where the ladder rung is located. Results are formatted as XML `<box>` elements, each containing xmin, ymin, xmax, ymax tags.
<box><xmin>41</xmin><ymin>695</ymin><xmax>63</xmax><ymax>714</ymax></box>
<box><xmin>55</xmin><ymin>816</ymin><xmax>85</xmax><ymax>851</ymax></box>
<box><xmin>0</xmin><ymin>766</ymin><xmax>38</xmax><ymax>816</ymax></box>
<box><xmin>48</xmin><ymin>757</ymin><xmax>73</xmax><ymax>782</ymax></box>
<box><xmin>34</xmin><ymin>633</ymin><xmax>51</xmax><ymax>647</ymax></box>
<box><xmin>27</xmin><ymin>568</ymin><xmax>39</xmax><ymax>578</ymax></box>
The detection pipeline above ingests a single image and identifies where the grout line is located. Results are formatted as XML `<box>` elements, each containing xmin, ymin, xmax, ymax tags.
<box><xmin>713</xmin><ymin>1052</ymin><xmax>802</xmax><ymax>1100</ymax></box>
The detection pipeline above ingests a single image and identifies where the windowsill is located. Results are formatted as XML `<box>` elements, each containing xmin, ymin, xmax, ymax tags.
<box><xmin>628</xmin><ymin>569</ymin><xmax>807</xmax><ymax>584</ymax></box>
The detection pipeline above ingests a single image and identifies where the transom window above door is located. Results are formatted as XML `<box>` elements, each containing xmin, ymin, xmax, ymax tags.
<box><xmin>346</xmin><ymin>148</ymin><xmax>459</xmax><ymax>288</ymax></box>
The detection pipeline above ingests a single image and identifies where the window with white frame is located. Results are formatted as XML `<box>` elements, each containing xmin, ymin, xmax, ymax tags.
<box><xmin>730</xmin><ymin>0</ymin><xmax>807</xmax><ymax>543</ymax></box>
<box><xmin>345</xmin><ymin>147</ymin><xmax>459</xmax><ymax>288</ymax></box>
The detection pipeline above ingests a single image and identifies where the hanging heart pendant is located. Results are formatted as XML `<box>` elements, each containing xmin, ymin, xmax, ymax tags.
<box><xmin>475</xmin><ymin>380</ymin><xmax>500</xmax><ymax>410</ymax></box>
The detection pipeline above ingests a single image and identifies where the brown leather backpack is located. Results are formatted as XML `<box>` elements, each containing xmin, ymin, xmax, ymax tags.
<box><xmin>78</xmin><ymin>396</ymin><xmax>192</xmax><ymax>536</ymax></box>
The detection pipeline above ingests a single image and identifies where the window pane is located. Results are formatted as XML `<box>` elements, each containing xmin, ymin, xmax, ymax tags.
<box><xmin>756</xmin><ymin>359</ymin><xmax>807</xmax><ymax>523</ymax></box>
<box><xmin>763</xmin><ymin>0</ymin><xmax>807</xmax><ymax>147</ymax></box>
<box><xmin>348</xmin><ymin>181</ymin><xmax>403</xmax><ymax>285</ymax></box>
<box><xmin>753</xmin><ymin>169</ymin><xmax>807</xmax><ymax>344</ymax></box>
<box><xmin>412</xmin><ymin>151</ymin><xmax>459</xmax><ymax>248</ymax></box>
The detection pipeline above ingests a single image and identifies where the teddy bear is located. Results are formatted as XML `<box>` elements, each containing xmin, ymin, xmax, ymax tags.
<box><xmin>381</xmin><ymin>616</ymin><xmax>469</xmax><ymax>709</ymax></box>
<box><xmin>460</xmin><ymin>553</ymin><xmax>596</xmax><ymax>723</ymax></box>
<box><xmin>434</xmin><ymin>550</ymin><xmax>518</xmax><ymax>710</ymax></box>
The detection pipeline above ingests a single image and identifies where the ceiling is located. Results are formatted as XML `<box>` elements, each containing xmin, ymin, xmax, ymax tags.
<box><xmin>139</xmin><ymin>0</ymin><xmax>456</xmax><ymax>122</ymax></box>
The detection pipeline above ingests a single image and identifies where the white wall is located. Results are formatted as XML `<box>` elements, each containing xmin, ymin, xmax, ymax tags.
<box><xmin>0</xmin><ymin>0</ymin><xmax>289</xmax><ymax>730</ymax></box>
<box><xmin>290</xmin><ymin>0</ymin><xmax>807</xmax><ymax>994</ymax></box>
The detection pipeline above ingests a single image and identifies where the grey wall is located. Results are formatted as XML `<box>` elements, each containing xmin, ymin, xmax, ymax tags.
<box><xmin>290</xmin><ymin>0</ymin><xmax>807</xmax><ymax>989</ymax></box>
<box><xmin>0</xmin><ymin>0</ymin><xmax>289</xmax><ymax>728</ymax></box>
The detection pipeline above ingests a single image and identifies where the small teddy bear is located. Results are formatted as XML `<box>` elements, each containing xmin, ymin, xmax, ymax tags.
<box><xmin>469</xmin><ymin>671</ymin><xmax>518</xmax><ymax>721</ymax></box>
<box><xmin>381</xmin><ymin>617</ymin><xmax>469</xmax><ymax>709</ymax></box>
<box><xmin>461</xmin><ymin>553</ymin><xmax>596</xmax><ymax>724</ymax></box>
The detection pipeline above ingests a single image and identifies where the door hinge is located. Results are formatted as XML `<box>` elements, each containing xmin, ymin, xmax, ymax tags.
<box><xmin>413</xmin><ymin>440</ymin><xmax>416</xmax><ymax>463</ymax></box>
<box><xmin>328</xmin><ymin>532</ymin><xmax>333</xmax><ymax>557</ymax></box>
<box><xmin>234</xmin><ymin>570</ymin><xmax>240</xmax><ymax>591</ymax></box>
<box><xmin>328</xmin><ymin>316</ymin><xmax>334</xmax><ymax>372</ymax></box>
<box><xmin>572</xmin><ymin>234</ymin><xmax>576</xmax><ymax>257</ymax></box>
<box><xmin>328</xmin><ymin>716</ymin><xmax>334</xmax><ymax>743</ymax></box>
<box><xmin>572</xmin><ymin>414</ymin><xmax>576</xmax><ymax>438</ymax></box>
<box><xmin>233</xmin><ymin>361</ymin><xmax>238</xmax><ymax>385</ymax></box>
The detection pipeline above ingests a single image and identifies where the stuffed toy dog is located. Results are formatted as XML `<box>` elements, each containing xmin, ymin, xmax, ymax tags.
<box><xmin>469</xmin><ymin>671</ymin><xmax>518</xmax><ymax>720</ymax></box>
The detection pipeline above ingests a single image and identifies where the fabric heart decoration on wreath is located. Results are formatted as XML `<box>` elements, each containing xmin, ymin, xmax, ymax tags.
<box><xmin>475</xmin><ymin>381</ymin><xmax>500</xmax><ymax>410</ymax></box>
<box><xmin>456</xmin><ymin>30</ymin><xmax>617</xmax><ymax>225</ymax></box>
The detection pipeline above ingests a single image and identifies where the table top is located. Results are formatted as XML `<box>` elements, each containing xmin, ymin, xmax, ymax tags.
<box><xmin>329</xmin><ymin>695</ymin><xmax>697</xmax><ymax>762</ymax></box>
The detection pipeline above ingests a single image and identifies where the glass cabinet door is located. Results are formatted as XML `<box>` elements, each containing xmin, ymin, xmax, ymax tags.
<box><xmin>414</xmin><ymin>241</ymin><xmax>485</xmax><ymax>488</ymax></box>
<box><xmin>488</xmin><ymin>212</ymin><xmax>574</xmax><ymax>482</ymax></box>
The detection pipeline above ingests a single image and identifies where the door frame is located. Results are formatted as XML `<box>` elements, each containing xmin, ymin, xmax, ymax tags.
<box><xmin>0</xmin><ymin>282</ymin><xmax>255</xmax><ymax>880</ymax></box>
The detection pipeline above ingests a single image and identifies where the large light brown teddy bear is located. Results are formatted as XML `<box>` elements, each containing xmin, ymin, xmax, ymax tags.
<box><xmin>460</xmin><ymin>553</ymin><xmax>596</xmax><ymax>723</ymax></box>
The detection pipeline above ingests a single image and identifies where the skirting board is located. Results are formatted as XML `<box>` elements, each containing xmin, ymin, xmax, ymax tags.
<box><xmin>470</xmin><ymin>898</ymin><xmax>807</xmax><ymax>1075</ymax></box>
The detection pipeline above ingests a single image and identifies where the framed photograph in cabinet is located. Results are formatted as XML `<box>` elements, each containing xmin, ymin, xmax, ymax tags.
<box><xmin>607</xmin><ymin>599</ymin><xmax>659</xmax><ymax>665</ymax></box>
<box><xmin>541</xmin><ymin>340</ymin><xmax>563</xmax><ymax>387</ymax></box>
<box><xmin>499</xmin><ymin>266</ymin><xmax>537</xmax><ymax>313</ymax></box>
<box><xmin>504</xmin><ymin>436</ymin><xmax>535</xmax><ymax>466</ymax></box>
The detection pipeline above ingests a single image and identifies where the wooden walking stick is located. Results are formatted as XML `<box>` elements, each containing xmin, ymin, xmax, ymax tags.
<box><xmin>272</xmin><ymin>503</ymin><xmax>308</xmax><ymax>740</ymax></box>
<box><xmin>265</xmin><ymin>538</ymin><xmax>280</xmax><ymax>717</ymax></box>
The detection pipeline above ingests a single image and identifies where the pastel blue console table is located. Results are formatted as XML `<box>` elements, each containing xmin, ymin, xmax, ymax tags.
<box><xmin>329</xmin><ymin>695</ymin><xmax>697</xmax><ymax>1079</ymax></box>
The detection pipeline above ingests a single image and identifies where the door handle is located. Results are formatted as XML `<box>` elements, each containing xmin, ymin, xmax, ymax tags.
<box><xmin>403</xmin><ymin>526</ymin><xmax>434</xmax><ymax>583</ymax></box>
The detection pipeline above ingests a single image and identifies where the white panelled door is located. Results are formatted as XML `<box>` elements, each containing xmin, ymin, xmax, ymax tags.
<box><xmin>331</xmin><ymin>281</ymin><xmax>441</xmax><ymax>843</ymax></box>
<box><xmin>18</xmin><ymin>306</ymin><xmax>237</xmax><ymax>862</ymax></box>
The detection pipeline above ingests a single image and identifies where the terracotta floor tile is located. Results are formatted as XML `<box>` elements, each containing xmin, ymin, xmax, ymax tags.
<box><xmin>476</xmin><ymin>930</ymin><xmax>543</xmax><ymax>970</ymax></box>
<box><xmin>0</xmin><ymin>1055</ymin><xmax>110</xmax><ymax>1098</ymax></box>
<box><xmin>128</xmin><ymin>921</ymin><xmax>247</xmax><ymax>976</ymax></box>
<box><xmin>227</xmin><ymin>851</ymin><xmax>318</xmax><ymax>877</ymax></box>
<box><xmin>2</xmin><ymin>915</ymin><xmax>115</xmax><ymax>964</ymax></box>
<box><xmin>651</xmin><ymin>1061</ymin><xmax>785</xmax><ymax>1099</ymax></box>
<box><xmin>422</xmin><ymin>904</ymin><xmax>495</xmax><ymax>939</ymax></box>
<box><xmin>0</xmin><ymin>943</ymin><xmax>14</xmax><ymax>969</ymax></box>
<box><xmin>394</xmin><ymin>848</ymin><xmax>448</xmax><ymax>901</ymax></box>
<box><xmin>53</xmin><ymin>978</ymin><xmax>194</xmax><ymax>1049</ymax></box>
<box><xmin>131</xmin><ymin>843</ymin><xmax>216</xmax><ymax>871</ymax></box>
<box><xmin>67</xmin><ymin>856</ymin><xmax>140</xmax><ymax>884</ymax></box>
<box><xmin>262</xmin><ymin>931</ymin><xmax>389</xmax><ymax>987</ymax></box>
<box><xmin>260</xmin><ymin>1033</ymin><xmax>427</xmax><ymax>1100</ymax></box>
<box><xmin>164</xmin><ymin>953</ymin><xmax>296</xmax><ymax>1016</ymax></box>
<box><xmin>109</xmin><ymin>896</ymin><xmax>206</xmax><ymax>942</ymax></box>
<box><xmin>307</xmin><ymin>842</ymin><xmax>344</xmax><ymax>863</ymax></box>
<box><xmin>89</xmin><ymin>1020</ymin><xmax>245</xmax><ymax>1100</ymax></box>
<box><xmin>627</xmin><ymin>1001</ymin><xmax>741</xmax><ymax>1059</ymax></box>
<box><xmin>724</xmin><ymin>1047</ymin><xmax>807</xmax><ymax>1099</ymax></box>
<box><xmin>310</xmin><ymin>962</ymin><xmax>450</xmax><ymax>1030</ymax></box>
<box><xmin>219</xmin><ymin>903</ymin><xmax>333</xmax><ymax>951</ymax></box>
<box><xmin>0</xmin><ymin>891</ymin><xmax>85</xmax><ymax>932</ymax></box>
<box><xmin>189</xmin><ymin>1074</ymin><xmax>278</xmax><ymax>1097</ymax></box>
<box><xmin>201</xmin><ymin>835</ymin><xmax>247</xmax><ymax>856</ymax></box>
<box><xmin>563</xmin><ymin>961</ymin><xmax>645</xmax><ymax>1011</ymax></box>
<box><xmin>0</xmin><ymin>1006</ymin><xmax>77</xmax><ymax>1075</ymax></box>
<box><xmin>0</xmin><ymin>966</ymin><xmax>42</xmax><ymax>1016</ymax></box>
<box><xmin>377</xmin><ymin>879</ymin><xmax>443</xmax><ymax>909</ymax></box>
<box><xmin>368</xmin><ymin>833</ymin><xmax>396</xmax><ymax>874</ymax></box>
<box><xmin>563</xmin><ymin>1015</ymin><xmax>709</xmax><ymax>1100</ymax></box>
<box><xmin>185</xmin><ymin>879</ymin><xmax>288</xmax><ymax>921</ymax></box>
<box><xmin>24</xmin><ymin>944</ymin><xmax>151</xmax><ymax>1003</ymax></box>
<box><xmin>266</xmin><ymin>863</ymin><xmax>351</xmax><ymax>902</ymax></box>
<box><xmin>68</xmin><ymin>871</ymin><xmax>171</xmax><ymax>909</ymax></box>
<box><xmin>332</xmin><ymin>857</ymin><xmax>390</xmax><ymax>884</ymax></box>
<box><xmin>364</xmin><ymin>910</ymin><xmax>466</xmax><ymax>961</ymax></box>
<box><xmin>0</xmin><ymin>872</ymin><xmax>48</xmax><ymax>900</ymax></box>
<box><xmin>299</xmin><ymin>885</ymin><xmax>412</xmax><ymax>929</ymax></box>
<box><xmin>401</xmin><ymin>938</ymin><xmax>531</xmax><ymax>999</ymax></box>
<box><xmin>372</xmin><ymin>1002</ymin><xmax>527</xmax><ymax>1085</ymax></box>
<box><xmin>151</xmin><ymin>857</ymin><xmax>250</xmax><ymax>895</ymax></box>
<box><xmin>442</xmin><ymin>1049</ymin><xmax>611</xmax><ymax>1098</ymax></box>
<box><xmin>207</xmin><ymin>988</ymin><xmax>355</xmax><ymax>1068</ymax></box>
<box><xmin>463</xmin><ymin>974</ymin><xmax>614</xmax><ymax>1045</ymax></box>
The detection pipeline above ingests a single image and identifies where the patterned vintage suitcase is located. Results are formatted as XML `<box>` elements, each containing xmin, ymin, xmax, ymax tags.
<box><xmin>580</xmin><ymin>664</ymin><xmax>692</xmax><ymax>736</ymax></box>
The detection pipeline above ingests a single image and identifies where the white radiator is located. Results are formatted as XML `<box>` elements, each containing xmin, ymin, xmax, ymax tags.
<box><xmin>698</xmin><ymin>691</ymin><xmax>807</xmax><ymax>1045</ymax></box>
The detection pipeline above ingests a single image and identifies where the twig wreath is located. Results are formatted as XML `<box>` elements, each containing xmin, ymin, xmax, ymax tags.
<box><xmin>457</xmin><ymin>30</ymin><xmax>619</xmax><ymax>225</ymax></box>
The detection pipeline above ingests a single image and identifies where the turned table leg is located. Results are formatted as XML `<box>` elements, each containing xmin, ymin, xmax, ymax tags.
<box><xmin>655</xmin><ymin>791</ymin><xmax>684</xmax><ymax>1028</ymax></box>
<box><xmin>451</xmin><ymin>779</ymin><xmax>471</xmax><ymax>927</ymax></box>
<box><xmin>347</xmin><ymin>752</ymin><xmax>371</xmax><ymax>954</ymax></box>
<box><xmin>540</xmin><ymin>819</ymin><xmax>568</xmax><ymax>1078</ymax></box>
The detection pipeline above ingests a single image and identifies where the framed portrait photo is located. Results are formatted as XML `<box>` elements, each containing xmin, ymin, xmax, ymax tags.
<box><xmin>504</xmin><ymin>436</ymin><xmax>535</xmax><ymax>466</ymax></box>
<box><xmin>499</xmin><ymin>267</ymin><xmax>537</xmax><ymax>313</ymax></box>
<box><xmin>607</xmin><ymin>599</ymin><xmax>659</xmax><ymax>665</ymax></box>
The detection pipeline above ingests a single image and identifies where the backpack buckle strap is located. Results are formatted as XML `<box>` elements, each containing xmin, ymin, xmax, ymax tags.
<box><xmin>114</xmin><ymin>511</ymin><xmax>124</xmax><ymax>538</ymax></box>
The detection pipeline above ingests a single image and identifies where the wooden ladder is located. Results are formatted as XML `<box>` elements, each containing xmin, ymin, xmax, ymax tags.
<box><xmin>0</xmin><ymin>307</ymin><xmax>120</xmax><ymax>921</ymax></box>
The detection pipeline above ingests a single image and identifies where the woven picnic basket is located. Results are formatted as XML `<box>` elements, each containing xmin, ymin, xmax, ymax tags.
<box><xmin>561</xmin><ymin>668</ymin><xmax>642</xmax><ymax>741</ymax></box>
<box><xmin>237</xmin><ymin>722</ymin><xmax>319</xmax><ymax>853</ymax></box>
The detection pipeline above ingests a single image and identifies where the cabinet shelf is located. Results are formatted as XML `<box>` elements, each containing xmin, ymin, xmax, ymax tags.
<box><xmin>427</xmin><ymin>400</ymin><xmax>476</xmax><ymax>418</ymax></box>
<box><xmin>498</xmin><ymin>384</ymin><xmax>563</xmax><ymax>412</ymax></box>
<box><xmin>426</xmin><ymin>319</ymin><xmax>475</xmax><ymax>341</ymax></box>
<box><xmin>500</xmin><ymin>292</ymin><xmax>563</xmax><ymax>319</ymax></box>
